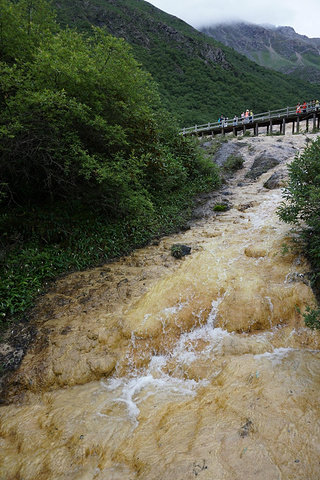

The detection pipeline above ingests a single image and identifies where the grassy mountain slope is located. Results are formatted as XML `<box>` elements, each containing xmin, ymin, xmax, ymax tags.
<box><xmin>201</xmin><ymin>23</ymin><xmax>320</xmax><ymax>85</ymax></box>
<box><xmin>52</xmin><ymin>0</ymin><xmax>320</xmax><ymax>127</ymax></box>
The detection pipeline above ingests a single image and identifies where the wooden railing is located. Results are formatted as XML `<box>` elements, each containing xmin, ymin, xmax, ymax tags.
<box><xmin>181</xmin><ymin>103</ymin><xmax>320</xmax><ymax>135</ymax></box>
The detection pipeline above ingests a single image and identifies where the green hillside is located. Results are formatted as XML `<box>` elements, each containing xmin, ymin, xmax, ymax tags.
<box><xmin>52</xmin><ymin>0</ymin><xmax>320</xmax><ymax>127</ymax></box>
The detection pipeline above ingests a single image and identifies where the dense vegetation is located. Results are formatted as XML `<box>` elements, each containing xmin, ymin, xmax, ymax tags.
<box><xmin>51</xmin><ymin>0</ymin><xmax>320</xmax><ymax>127</ymax></box>
<box><xmin>278</xmin><ymin>136</ymin><xmax>320</xmax><ymax>329</ymax></box>
<box><xmin>0</xmin><ymin>0</ymin><xmax>220</xmax><ymax>325</ymax></box>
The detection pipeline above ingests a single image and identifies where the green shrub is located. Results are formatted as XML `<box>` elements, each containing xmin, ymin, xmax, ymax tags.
<box><xmin>213</xmin><ymin>204</ymin><xmax>227</xmax><ymax>212</ymax></box>
<box><xmin>303</xmin><ymin>305</ymin><xmax>320</xmax><ymax>330</ymax></box>
<box><xmin>223</xmin><ymin>154</ymin><xmax>245</xmax><ymax>172</ymax></box>
<box><xmin>277</xmin><ymin>136</ymin><xmax>320</xmax><ymax>328</ymax></box>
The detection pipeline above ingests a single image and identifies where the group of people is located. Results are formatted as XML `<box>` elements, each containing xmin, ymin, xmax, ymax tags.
<box><xmin>218</xmin><ymin>109</ymin><xmax>253</xmax><ymax>127</ymax></box>
<box><xmin>218</xmin><ymin>100</ymin><xmax>320</xmax><ymax>129</ymax></box>
<box><xmin>240</xmin><ymin>109</ymin><xmax>253</xmax><ymax>124</ymax></box>
<box><xmin>296</xmin><ymin>100</ymin><xmax>319</xmax><ymax>114</ymax></box>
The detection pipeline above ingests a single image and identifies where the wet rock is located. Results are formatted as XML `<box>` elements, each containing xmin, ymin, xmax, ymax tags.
<box><xmin>239</xmin><ymin>419</ymin><xmax>253</xmax><ymax>437</ymax></box>
<box><xmin>87</xmin><ymin>355</ymin><xmax>117</xmax><ymax>376</ymax></box>
<box><xmin>171</xmin><ymin>244</ymin><xmax>191</xmax><ymax>259</ymax></box>
<box><xmin>244</xmin><ymin>241</ymin><xmax>268</xmax><ymax>257</ymax></box>
<box><xmin>237</xmin><ymin>202</ymin><xmax>255</xmax><ymax>212</ymax></box>
<box><xmin>0</xmin><ymin>320</ymin><xmax>37</xmax><ymax>375</ymax></box>
<box><xmin>246</xmin><ymin>154</ymin><xmax>280</xmax><ymax>180</ymax></box>
<box><xmin>193</xmin><ymin>459</ymin><xmax>208</xmax><ymax>476</ymax></box>
<box><xmin>263</xmin><ymin>172</ymin><xmax>284</xmax><ymax>189</ymax></box>
<box><xmin>212</xmin><ymin>141</ymin><xmax>247</xmax><ymax>167</ymax></box>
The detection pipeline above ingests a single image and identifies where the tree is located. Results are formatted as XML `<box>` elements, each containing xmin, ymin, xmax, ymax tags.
<box><xmin>0</xmin><ymin>0</ymin><xmax>219</xmax><ymax>219</ymax></box>
<box><xmin>278</xmin><ymin>136</ymin><xmax>320</xmax><ymax>328</ymax></box>
<box><xmin>0</xmin><ymin>0</ymin><xmax>56</xmax><ymax>63</ymax></box>
<box><xmin>277</xmin><ymin>137</ymin><xmax>320</xmax><ymax>251</ymax></box>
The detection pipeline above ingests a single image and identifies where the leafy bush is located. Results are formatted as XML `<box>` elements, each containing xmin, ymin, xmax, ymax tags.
<box><xmin>223</xmin><ymin>154</ymin><xmax>245</xmax><ymax>172</ymax></box>
<box><xmin>303</xmin><ymin>305</ymin><xmax>320</xmax><ymax>330</ymax></box>
<box><xmin>277</xmin><ymin>136</ymin><xmax>320</xmax><ymax>327</ymax></box>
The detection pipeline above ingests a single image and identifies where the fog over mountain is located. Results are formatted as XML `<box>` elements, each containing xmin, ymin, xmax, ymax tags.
<box><xmin>201</xmin><ymin>22</ymin><xmax>320</xmax><ymax>83</ymax></box>
<box><xmin>146</xmin><ymin>0</ymin><xmax>320</xmax><ymax>39</ymax></box>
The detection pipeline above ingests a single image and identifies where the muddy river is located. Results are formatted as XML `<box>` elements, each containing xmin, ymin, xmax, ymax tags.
<box><xmin>1</xmin><ymin>133</ymin><xmax>320</xmax><ymax>479</ymax></box>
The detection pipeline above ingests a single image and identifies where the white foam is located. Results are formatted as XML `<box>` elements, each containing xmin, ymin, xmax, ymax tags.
<box><xmin>254</xmin><ymin>347</ymin><xmax>294</xmax><ymax>365</ymax></box>
<box><xmin>246</xmin><ymin>193</ymin><xmax>281</xmax><ymax>228</ymax></box>
<box><xmin>101</xmin><ymin>372</ymin><xmax>199</xmax><ymax>421</ymax></box>
<box><xmin>100</xmin><ymin>297</ymin><xmax>230</xmax><ymax>422</ymax></box>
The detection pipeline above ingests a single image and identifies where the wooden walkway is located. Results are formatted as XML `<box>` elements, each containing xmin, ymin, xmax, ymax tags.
<box><xmin>181</xmin><ymin>104</ymin><xmax>320</xmax><ymax>137</ymax></box>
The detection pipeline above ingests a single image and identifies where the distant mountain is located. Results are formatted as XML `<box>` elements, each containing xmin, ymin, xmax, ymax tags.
<box><xmin>201</xmin><ymin>23</ymin><xmax>320</xmax><ymax>84</ymax></box>
<box><xmin>52</xmin><ymin>0</ymin><xmax>320</xmax><ymax>126</ymax></box>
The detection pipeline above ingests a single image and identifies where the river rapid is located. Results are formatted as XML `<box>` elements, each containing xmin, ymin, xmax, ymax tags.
<box><xmin>1</xmin><ymin>133</ymin><xmax>320</xmax><ymax>480</ymax></box>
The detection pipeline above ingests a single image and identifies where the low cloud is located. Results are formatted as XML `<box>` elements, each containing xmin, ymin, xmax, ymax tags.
<box><xmin>147</xmin><ymin>0</ymin><xmax>320</xmax><ymax>38</ymax></box>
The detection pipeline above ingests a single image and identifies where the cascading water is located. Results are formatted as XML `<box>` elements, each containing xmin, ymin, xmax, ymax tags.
<box><xmin>1</xmin><ymin>133</ymin><xmax>320</xmax><ymax>480</ymax></box>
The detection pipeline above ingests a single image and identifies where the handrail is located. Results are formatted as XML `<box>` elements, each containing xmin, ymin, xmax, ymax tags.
<box><xmin>181</xmin><ymin>102</ymin><xmax>319</xmax><ymax>135</ymax></box>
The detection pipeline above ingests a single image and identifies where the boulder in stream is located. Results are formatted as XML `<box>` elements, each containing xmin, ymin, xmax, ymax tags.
<box><xmin>246</xmin><ymin>154</ymin><xmax>280</xmax><ymax>180</ymax></box>
<box><xmin>263</xmin><ymin>172</ymin><xmax>284</xmax><ymax>189</ymax></box>
<box><xmin>171</xmin><ymin>244</ymin><xmax>191</xmax><ymax>259</ymax></box>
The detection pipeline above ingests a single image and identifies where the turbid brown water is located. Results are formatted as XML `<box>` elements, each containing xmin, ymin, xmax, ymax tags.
<box><xmin>1</xmin><ymin>133</ymin><xmax>320</xmax><ymax>480</ymax></box>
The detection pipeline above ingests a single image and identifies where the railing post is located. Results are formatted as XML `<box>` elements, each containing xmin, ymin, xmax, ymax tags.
<box><xmin>287</xmin><ymin>107</ymin><xmax>289</xmax><ymax>116</ymax></box>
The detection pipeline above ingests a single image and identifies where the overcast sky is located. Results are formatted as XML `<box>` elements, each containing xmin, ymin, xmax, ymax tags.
<box><xmin>146</xmin><ymin>0</ymin><xmax>320</xmax><ymax>38</ymax></box>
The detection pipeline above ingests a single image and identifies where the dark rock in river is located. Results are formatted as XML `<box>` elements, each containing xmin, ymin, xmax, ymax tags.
<box><xmin>171</xmin><ymin>244</ymin><xmax>191</xmax><ymax>259</ymax></box>
<box><xmin>246</xmin><ymin>154</ymin><xmax>280</xmax><ymax>179</ymax></box>
<box><xmin>263</xmin><ymin>172</ymin><xmax>284</xmax><ymax>189</ymax></box>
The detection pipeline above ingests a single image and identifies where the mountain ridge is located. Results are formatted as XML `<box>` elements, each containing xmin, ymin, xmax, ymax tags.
<box><xmin>52</xmin><ymin>0</ymin><xmax>320</xmax><ymax>125</ymax></box>
<box><xmin>200</xmin><ymin>22</ymin><xmax>320</xmax><ymax>84</ymax></box>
